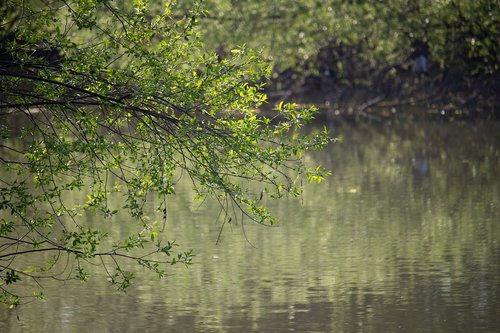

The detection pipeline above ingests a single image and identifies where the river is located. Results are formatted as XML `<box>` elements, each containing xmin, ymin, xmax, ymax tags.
<box><xmin>1</xmin><ymin>117</ymin><xmax>499</xmax><ymax>332</ymax></box>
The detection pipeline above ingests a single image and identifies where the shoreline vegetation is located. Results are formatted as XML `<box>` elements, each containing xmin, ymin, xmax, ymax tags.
<box><xmin>182</xmin><ymin>0</ymin><xmax>499</xmax><ymax>121</ymax></box>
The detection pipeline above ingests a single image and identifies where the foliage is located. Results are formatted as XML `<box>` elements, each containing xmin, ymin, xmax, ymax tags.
<box><xmin>178</xmin><ymin>0</ymin><xmax>499</xmax><ymax>79</ymax></box>
<box><xmin>0</xmin><ymin>0</ymin><xmax>330</xmax><ymax>307</ymax></box>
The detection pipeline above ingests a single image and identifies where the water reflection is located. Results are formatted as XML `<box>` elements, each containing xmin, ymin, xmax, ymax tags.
<box><xmin>1</xmin><ymin>119</ymin><xmax>500</xmax><ymax>332</ymax></box>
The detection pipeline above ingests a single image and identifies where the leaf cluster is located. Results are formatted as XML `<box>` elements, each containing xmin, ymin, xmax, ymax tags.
<box><xmin>0</xmin><ymin>0</ymin><xmax>331</xmax><ymax>306</ymax></box>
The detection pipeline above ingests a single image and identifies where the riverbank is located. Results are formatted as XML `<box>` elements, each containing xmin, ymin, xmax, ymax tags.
<box><xmin>264</xmin><ymin>68</ymin><xmax>500</xmax><ymax>123</ymax></box>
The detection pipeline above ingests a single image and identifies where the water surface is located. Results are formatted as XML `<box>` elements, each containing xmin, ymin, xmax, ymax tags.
<box><xmin>1</xmin><ymin>118</ymin><xmax>499</xmax><ymax>332</ymax></box>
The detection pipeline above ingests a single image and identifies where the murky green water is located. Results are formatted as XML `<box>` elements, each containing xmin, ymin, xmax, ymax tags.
<box><xmin>1</xmin><ymin>118</ymin><xmax>500</xmax><ymax>332</ymax></box>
